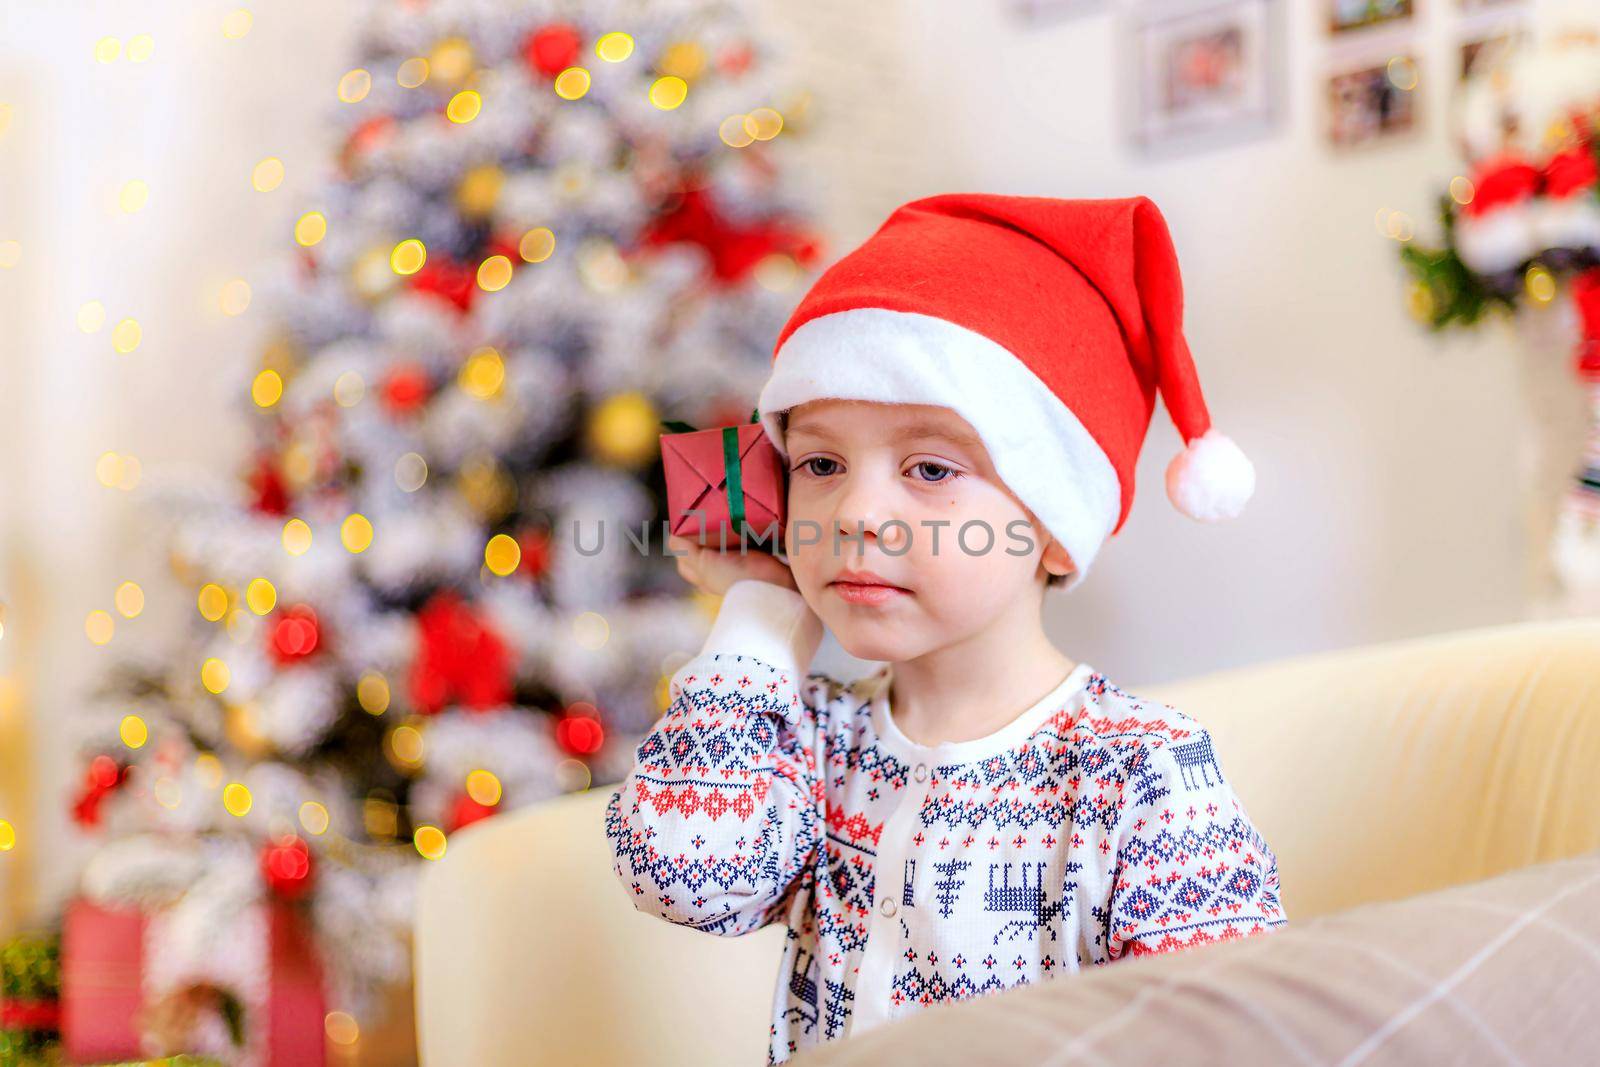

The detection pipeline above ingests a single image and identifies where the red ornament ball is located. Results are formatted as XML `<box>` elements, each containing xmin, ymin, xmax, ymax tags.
<box><xmin>383</xmin><ymin>364</ymin><xmax>433</xmax><ymax>416</ymax></box>
<box><xmin>260</xmin><ymin>835</ymin><xmax>315</xmax><ymax>900</ymax></box>
<box><xmin>269</xmin><ymin>605</ymin><xmax>321</xmax><ymax>663</ymax></box>
<box><xmin>555</xmin><ymin>709</ymin><xmax>605</xmax><ymax>756</ymax></box>
<box><xmin>448</xmin><ymin>791</ymin><xmax>498</xmax><ymax>833</ymax></box>
<box><xmin>523</xmin><ymin>23</ymin><xmax>582</xmax><ymax>78</ymax></box>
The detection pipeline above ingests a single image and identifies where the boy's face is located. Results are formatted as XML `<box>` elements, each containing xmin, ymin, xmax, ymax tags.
<box><xmin>781</xmin><ymin>398</ymin><xmax>1072</xmax><ymax>663</ymax></box>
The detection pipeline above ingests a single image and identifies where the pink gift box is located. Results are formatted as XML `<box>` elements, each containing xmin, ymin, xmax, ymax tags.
<box><xmin>60</xmin><ymin>896</ymin><xmax>327</xmax><ymax>1066</ymax></box>
<box><xmin>661</xmin><ymin>421</ymin><xmax>786</xmax><ymax>548</ymax></box>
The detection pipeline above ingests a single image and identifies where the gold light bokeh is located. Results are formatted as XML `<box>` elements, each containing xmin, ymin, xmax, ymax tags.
<box><xmin>554</xmin><ymin>68</ymin><xmax>591</xmax><ymax>100</ymax></box>
<box><xmin>114</xmin><ymin>581</ymin><xmax>144</xmax><ymax>618</ymax></box>
<box><xmin>252</xmin><ymin>369</ymin><xmax>284</xmax><ymax>407</ymax></box>
<box><xmin>338</xmin><ymin>69</ymin><xmax>372</xmax><ymax>104</ymax></box>
<box><xmin>299</xmin><ymin>800</ymin><xmax>331</xmax><ymax>835</ymax></box>
<box><xmin>252</xmin><ymin>157</ymin><xmax>285</xmax><ymax>192</ymax></box>
<box><xmin>222</xmin><ymin>781</ymin><xmax>252</xmax><ymax>816</ymax></box>
<box><xmin>596</xmin><ymin>32</ymin><xmax>634</xmax><ymax>62</ymax></box>
<box><xmin>518</xmin><ymin>227</ymin><xmax>556</xmax><ymax>263</ymax></box>
<box><xmin>220</xmin><ymin>279</ymin><xmax>252</xmax><ymax>316</ymax></box>
<box><xmin>222</xmin><ymin>9</ymin><xmax>253</xmax><ymax>39</ymax></box>
<box><xmin>246</xmin><ymin>577</ymin><xmax>277</xmax><ymax>615</ymax></box>
<box><xmin>649</xmin><ymin>76</ymin><xmax>688</xmax><ymax>110</ymax></box>
<box><xmin>341</xmin><ymin>513</ymin><xmax>374</xmax><ymax>553</ymax></box>
<box><xmin>390</xmin><ymin>238</ymin><xmax>427</xmax><ymax>275</ymax></box>
<box><xmin>414</xmin><ymin>825</ymin><xmax>447</xmax><ymax>860</ymax></box>
<box><xmin>295</xmin><ymin>211</ymin><xmax>328</xmax><ymax>247</ymax></box>
<box><xmin>477</xmin><ymin>254</ymin><xmax>513</xmax><ymax>292</ymax></box>
<box><xmin>484</xmin><ymin>533</ymin><xmax>520</xmax><ymax>576</ymax></box>
<box><xmin>357</xmin><ymin>672</ymin><xmax>390</xmax><ymax>715</ymax></box>
<box><xmin>85</xmin><ymin>610</ymin><xmax>115</xmax><ymax>646</ymax></box>
<box><xmin>120</xmin><ymin>714</ymin><xmax>148</xmax><ymax>749</ymax></box>
<box><xmin>282</xmin><ymin>518</ymin><xmax>313</xmax><ymax>556</ymax></box>
<box><xmin>198</xmin><ymin>583</ymin><xmax>229</xmax><ymax>622</ymax></box>
<box><xmin>112</xmin><ymin>318</ymin><xmax>142</xmax><ymax>354</ymax></box>
<box><xmin>118</xmin><ymin>179</ymin><xmax>149</xmax><ymax>213</ymax></box>
<box><xmin>465</xmin><ymin>769</ymin><xmax>502</xmax><ymax>806</ymax></box>
<box><xmin>446</xmin><ymin>90</ymin><xmax>482</xmax><ymax>124</ymax></box>
<box><xmin>459</xmin><ymin>347</ymin><xmax>505</xmax><ymax>399</ymax></box>
<box><xmin>201</xmin><ymin>657</ymin><xmax>230</xmax><ymax>694</ymax></box>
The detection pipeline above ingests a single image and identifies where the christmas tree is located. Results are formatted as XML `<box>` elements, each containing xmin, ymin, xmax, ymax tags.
<box><xmin>66</xmin><ymin>0</ymin><xmax>823</xmax><ymax>1056</ymax></box>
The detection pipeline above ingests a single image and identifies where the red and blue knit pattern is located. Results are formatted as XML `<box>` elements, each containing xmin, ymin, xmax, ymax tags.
<box><xmin>605</xmin><ymin>654</ymin><xmax>1286</xmax><ymax>1064</ymax></box>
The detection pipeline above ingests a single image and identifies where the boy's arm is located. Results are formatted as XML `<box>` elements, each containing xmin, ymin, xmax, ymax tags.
<box><xmin>604</xmin><ymin>579</ymin><xmax>827</xmax><ymax>937</ymax></box>
<box><xmin>1100</xmin><ymin>725</ymin><xmax>1286</xmax><ymax>961</ymax></box>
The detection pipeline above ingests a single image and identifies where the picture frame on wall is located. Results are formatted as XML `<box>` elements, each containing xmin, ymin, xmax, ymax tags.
<box><xmin>1328</xmin><ymin>0</ymin><xmax>1413</xmax><ymax>35</ymax></box>
<box><xmin>1127</xmin><ymin>0</ymin><xmax>1284</xmax><ymax>157</ymax></box>
<box><xmin>1326</xmin><ymin>55</ymin><xmax>1420</xmax><ymax>147</ymax></box>
<box><xmin>1009</xmin><ymin>0</ymin><xmax>1108</xmax><ymax>23</ymax></box>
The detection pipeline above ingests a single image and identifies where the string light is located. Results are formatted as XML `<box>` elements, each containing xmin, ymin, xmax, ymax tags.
<box><xmin>390</xmin><ymin>238</ymin><xmax>426</xmax><ymax>275</ymax></box>
<box><xmin>477</xmin><ymin>254</ymin><xmax>513</xmax><ymax>291</ymax></box>
<box><xmin>246</xmin><ymin>577</ymin><xmax>276</xmax><ymax>615</ymax></box>
<box><xmin>518</xmin><ymin>227</ymin><xmax>555</xmax><ymax>263</ymax></box>
<box><xmin>120</xmin><ymin>714</ymin><xmax>148</xmax><ymax>749</ymax></box>
<box><xmin>459</xmin><ymin>347</ymin><xmax>505</xmax><ymax>398</ymax></box>
<box><xmin>220</xmin><ymin>279</ymin><xmax>252</xmax><ymax>316</ymax></box>
<box><xmin>295</xmin><ymin>210</ymin><xmax>327</xmax><ymax>247</ymax></box>
<box><xmin>118</xmin><ymin>179</ymin><xmax>149</xmax><ymax>213</ymax></box>
<box><xmin>126</xmin><ymin>35</ymin><xmax>154</xmax><ymax>63</ymax></box>
<box><xmin>446</xmin><ymin>90</ymin><xmax>481</xmax><ymax>124</ymax></box>
<box><xmin>745</xmin><ymin>108</ymin><xmax>783</xmax><ymax>140</ymax></box>
<box><xmin>413</xmin><ymin>825</ymin><xmax>447</xmax><ymax>860</ymax></box>
<box><xmin>325</xmin><ymin>1012</ymin><xmax>360</xmax><ymax>1047</ymax></box>
<box><xmin>649</xmin><ymin>76</ymin><xmax>688</xmax><ymax>110</ymax></box>
<box><xmin>595</xmin><ymin>32</ymin><xmax>634</xmax><ymax>62</ymax></box>
<box><xmin>554</xmin><ymin>68</ymin><xmax>590</xmax><ymax>100</ymax></box>
<box><xmin>341</xmin><ymin>513</ymin><xmax>374</xmax><ymax>553</ymax></box>
<box><xmin>1386</xmin><ymin>56</ymin><xmax>1418</xmax><ymax>92</ymax></box>
<box><xmin>114</xmin><ymin>581</ymin><xmax>144</xmax><ymax>618</ymax></box>
<box><xmin>394</xmin><ymin>452</ymin><xmax>427</xmax><ymax>492</ymax></box>
<box><xmin>198</xmin><ymin>583</ymin><xmax>229</xmax><ymax>621</ymax></box>
<box><xmin>252</xmin><ymin>368</ymin><xmax>283</xmax><ymax>407</ymax></box>
<box><xmin>251</xmin><ymin>157</ymin><xmax>285</xmax><ymax>192</ymax></box>
<box><xmin>465</xmin><ymin>769</ymin><xmax>502</xmax><ymax>806</ymax></box>
<box><xmin>485</xmin><ymin>533</ymin><xmax>520</xmax><ymax>576</ymax></box>
<box><xmin>85</xmin><ymin>610</ymin><xmax>115</xmax><ymax>646</ymax></box>
<box><xmin>573</xmin><ymin>610</ymin><xmax>609</xmax><ymax>650</ymax></box>
<box><xmin>1448</xmin><ymin>176</ymin><xmax>1475</xmax><ymax>206</ymax></box>
<box><xmin>222</xmin><ymin>782</ymin><xmax>252</xmax><ymax>816</ymax></box>
<box><xmin>357</xmin><ymin>672</ymin><xmax>390</xmax><ymax>715</ymax></box>
<box><xmin>397</xmin><ymin>57</ymin><xmax>429</xmax><ymax>88</ymax></box>
<box><xmin>334</xmin><ymin>370</ymin><xmax>364</xmax><ymax>407</ymax></box>
<box><xmin>338</xmin><ymin>69</ymin><xmax>372</xmax><ymax>104</ymax></box>
<box><xmin>282</xmin><ymin>518</ymin><xmax>312</xmax><ymax>555</ymax></box>
<box><xmin>201</xmin><ymin>657</ymin><xmax>230</xmax><ymax>694</ymax></box>
<box><xmin>112</xmin><ymin>318</ymin><xmax>141</xmax><ymax>354</ymax></box>
<box><xmin>0</xmin><ymin>821</ymin><xmax>13</xmax><ymax>851</ymax></box>
<box><xmin>93</xmin><ymin>37</ymin><xmax>121</xmax><ymax>63</ymax></box>
<box><xmin>221</xmin><ymin>9</ymin><xmax>253</xmax><ymax>39</ymax></box>
<box><xmin>299</xmin><ymin>800</ymin><xmax>330</xmax><ymax>835</ymax></box>
<box><xmin>78</xmin><ymin>301</ymin><xmax>106</xmax><ymax>332</ymax></box>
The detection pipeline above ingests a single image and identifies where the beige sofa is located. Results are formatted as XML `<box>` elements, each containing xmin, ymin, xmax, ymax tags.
<box><xmin>414</xmin><ymin>616</ymin><xmax>1600</xmax><ymax>1065</ymax></box>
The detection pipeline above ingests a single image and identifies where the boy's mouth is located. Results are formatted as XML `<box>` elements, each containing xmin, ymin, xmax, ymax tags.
<box><xmin>828</xmin><ymin>568</ymin><xmax>911</xmax><ymax>605</ymax></box>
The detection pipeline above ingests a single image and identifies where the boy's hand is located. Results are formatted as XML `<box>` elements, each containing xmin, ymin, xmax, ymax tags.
<box><xmin>666</xmin><ymin>534</ymin><xmax>799</xmax><ymax>597</ymax></box>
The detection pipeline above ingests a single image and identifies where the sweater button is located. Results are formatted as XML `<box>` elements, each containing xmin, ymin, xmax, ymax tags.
<box><xmin>913</xmin><ymin>763</ymin><xmax>928</xmax><ymax>783</ymax></box>
<box><xmin>879</xmin><ymin>897</ymin><xmax>897</xmax><ymax>917</ymax></box>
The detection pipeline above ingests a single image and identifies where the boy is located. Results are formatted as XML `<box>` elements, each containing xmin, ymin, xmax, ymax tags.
<box><xmin>604</xmin><ymin>193</ymin><xmax>1284</xmax><ymax>1063</ymax></box>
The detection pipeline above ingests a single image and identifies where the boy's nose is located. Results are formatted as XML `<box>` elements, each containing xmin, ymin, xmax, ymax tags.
<box><xmin>830</xmin><ymin>474</ymin><xmax>903</xmax><ymax>555</ymax></box>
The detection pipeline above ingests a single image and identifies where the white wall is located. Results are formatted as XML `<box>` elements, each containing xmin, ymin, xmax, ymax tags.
<box><xmin>0</xmin><ymin>0</ymin><xmax>1579</xmax><ymax>925</ymax></box>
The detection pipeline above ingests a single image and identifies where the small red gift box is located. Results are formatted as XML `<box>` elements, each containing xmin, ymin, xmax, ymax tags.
<box><xmin>61</xmin><ymin>896</ymin><xmax>326</xmax><ymax>1066</ymax></box>
<box><xmin>661</xmin><ymin>417</ymin><xmax>786</xmax><ymax>548</ymax></box>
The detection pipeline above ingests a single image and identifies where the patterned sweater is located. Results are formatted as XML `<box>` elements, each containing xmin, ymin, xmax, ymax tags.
<box><xmin>604</xmin><ymin>580</ymin><xmax>1286</xmax><ymax>1063</ymax></box>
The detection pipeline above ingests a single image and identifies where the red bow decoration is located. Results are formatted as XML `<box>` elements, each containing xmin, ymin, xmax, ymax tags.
<box><xmin>1573</xmin><ymin>268</ymin><xmax>1600</xmax><ymax>380</ymax></box>
<box><xmin>70</xmin><ymin>755</ymin><xmax>129</xmax><ymax>829</ymax></box>
<box><xmin>409</xmin><ymin>590</ymin><xmax>514</xmax><ymax>714</ymax></box>
<box><xmin>631</xmin><ymin>185</ymin><xmax>822</xmax><ymax>285</ymax></box>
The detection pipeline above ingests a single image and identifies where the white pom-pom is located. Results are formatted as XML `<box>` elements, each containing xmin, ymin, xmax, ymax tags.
<box><xmin>1166</xmin><ymin>428</ymin><xmax>1255</xmax><ymax>522</ymax></box>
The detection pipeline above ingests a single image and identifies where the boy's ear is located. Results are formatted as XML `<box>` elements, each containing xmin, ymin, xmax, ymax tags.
<box><xmin>1040</xmin><ymin>536</ymin><xmax>1076</xmax><ymax>581</ymax></box>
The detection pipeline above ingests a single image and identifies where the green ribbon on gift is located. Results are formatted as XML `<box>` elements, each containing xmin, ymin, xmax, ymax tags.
<box><xmin>661</xmin><ymin>408</ymin><xmax>761</xmax><ymax>537</ymax></box>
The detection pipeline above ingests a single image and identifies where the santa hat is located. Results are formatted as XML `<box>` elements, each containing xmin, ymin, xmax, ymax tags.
<box><xmin>756</xmin><ymin>192</ymin><xmax>1254</xmax><ymax>591</ymax></box>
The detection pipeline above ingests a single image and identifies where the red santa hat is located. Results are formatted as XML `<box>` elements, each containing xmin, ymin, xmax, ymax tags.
<box><xmin>757</xmin><ymin>192</ymin><xmax>1254</xmax><ymax>591</ymax></box>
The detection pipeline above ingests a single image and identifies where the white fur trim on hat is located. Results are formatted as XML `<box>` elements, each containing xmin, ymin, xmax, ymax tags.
<box><xmin>757</xmin><ymin>307</ymin><xmax>1122</xmax><ymax>590</ymax></box>
<box><xmin>1165</xmin><ymin>427</ymin><xmax>1255</xmax><ymax>522</ymax></box>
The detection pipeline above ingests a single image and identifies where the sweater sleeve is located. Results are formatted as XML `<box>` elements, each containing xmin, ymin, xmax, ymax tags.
<box><xmin>603</xmin><ymin>579</ymin><xmax>828</xmax><ymax>937</ymax></box>
<box><xmin>1101</xmin><ymin>725</ymin><xmax>1287</xmax><ymax>960</ymax></box>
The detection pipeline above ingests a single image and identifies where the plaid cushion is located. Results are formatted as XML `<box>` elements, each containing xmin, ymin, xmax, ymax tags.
<box><xmin>794</xmin><ymin>849</ymin><xmax>1600</xmax><ymax>1065</ymax></box>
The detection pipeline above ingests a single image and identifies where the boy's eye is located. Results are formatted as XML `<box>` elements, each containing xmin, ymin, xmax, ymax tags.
<box><xmin>908</xmin><ymin>460</ymin><xmax>959</xmax><ymax>484</ymax></box>
<box><xmin>796</xmin><ymin>456</ymin><xmax>840</xmax><ymax>477</ymax></box>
